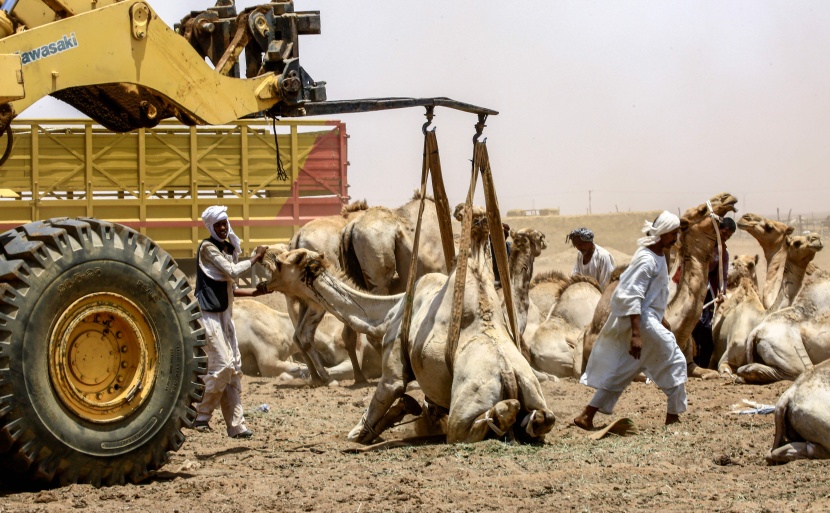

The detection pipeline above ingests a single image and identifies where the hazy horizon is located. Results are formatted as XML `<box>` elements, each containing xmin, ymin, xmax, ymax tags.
<box><xmin>19</xmin><ymin>1</ymin><xmax>830</xmax><ymax>218</ymax></box>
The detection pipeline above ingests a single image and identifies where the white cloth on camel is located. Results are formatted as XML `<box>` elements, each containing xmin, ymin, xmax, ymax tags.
<box><xmin>637</xmin><ymin>210</ymin><xmax>681</xmax><ymax>248</ymax></box>
<box><xmin>583</xmin><ymin>245</ymin><xmax>687</xmax><ymax>395</ymax></box>
<box><xmin>572</xmin><ymin>243</ymin><xmax>616</xmax><ymax>290</ymax></box>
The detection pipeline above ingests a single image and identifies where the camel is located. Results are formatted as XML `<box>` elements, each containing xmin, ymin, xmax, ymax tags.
<box><xmin>736</xmin><ymin>264</ymin><xmax>830</xmax><ymax>384</ymax></box>
<box><xmin>528</xmin><ymin>276</ymin><xmax>602</xmax><ymax>378</ymax></box>
<box><xmin>573</xmin><ymin>265</ymin><xmax>626</xmax><ymax>377</ymax></box>
<box><xmin>711</xmin><ymin>254</ymin><xmax>765</xmax><ymax>375</ymax></box>
<box><xmin>505</xmin><ymin>228</ymin><xmax>548</xmax><ymax>344</ymax></box>
<box><xmin>282</xmin><ymin>200</ymin><xmax>373</xmax><ymax>385</ymax></box>
<box><xmin>766</xmin><ymin>359</ymin><xmax>830</xmax><ymax>464</ymax></box>
<box><xmin>340</xmin><ymin>191</ymin><xmax>447</xmax><ymax>295</ymax></box>
<box><xmin>736</xmin><ymin>213</ymin><xmax>794</xmax><ymax>310</ymax></box>
<box><xmin>713</xmin><ymin>234</ymin><xmax>823</xmax><ymax>378</ymax></box>
<box><xmin>529</xmin><ymin>270</ymin><xmax>571</xmax><ymax>317</ymax></box>
<box><xmin>260</xmin><ymin>207</ymin><xmax>556</xmax><ymax>444</ymax></box>
<box><xmin>234</xmin><ymin>300</ymin><xmax>379</xmax><ymax>381</ymax></box>
<box><xmin>576</xmin><ymin>193</ymin><xmax>739</xmax><ymax>380</ymax></box>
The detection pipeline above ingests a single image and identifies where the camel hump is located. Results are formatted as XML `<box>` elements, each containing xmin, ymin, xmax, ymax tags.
<box><xmin>569</xmin><ymin>274</ymin><xmax>601</xmax><ymax>291</ymax></box>
<box><xmin>410</xmin><ymin>189</ymin><xmax>435</xmax><ymax>202</ymax></box>
<box><xmin>530</xmin><ymin>270</ymin><xmax>570</xmax><ymax>288</ymax></box>
<box><xmin>340</xmin><ymin>222</ymin><xmax>369</xmax><ymax>291</ymax></box>
<box><xmin>342</xmin><ymin>199</ymin><xmax>369</xmax><ymax>217</ymax></box>
<box><xmin>609</xmin><ymin>264</ymin><xmax>629</xmax><ymax>283</ymax></box>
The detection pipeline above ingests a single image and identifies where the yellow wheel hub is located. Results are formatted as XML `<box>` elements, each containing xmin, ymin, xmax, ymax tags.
<box><xmin>49</xmin><ymin>293</ymin><xmax>158</xmax><ymax>423</ymax></box>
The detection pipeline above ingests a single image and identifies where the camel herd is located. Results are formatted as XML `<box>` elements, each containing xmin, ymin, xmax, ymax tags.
<box><xmin>229</xmin><ymin>191</ymin><xmax>830</xmax><ymax>465</ymax></box>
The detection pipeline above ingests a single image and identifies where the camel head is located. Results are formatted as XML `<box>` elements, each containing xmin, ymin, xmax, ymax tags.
<box><xmin>737</xmin><ymin>213</ymin><xmax>794</xmax><ymax>248</ymax></box>
<box><xmin>727</xmin><ymin>254</ymin><xmax>759</xmax><ymax>289</ymax></box>
<box><xmin>785</xmin><ymin>233</ymin><xmax>823</xmax><ymax>267</ymax></box>
<box><xmin>260</xmin><ymin>247</ymin><xmax>331</xmax><ymax>294</ymax></box>
<box><xmin>682</xmin><ymin>192</ymin><xmax>739</xmax><ymax>222</ymax></box>
<box><xmin>452</xmin><ymin>204</ymin><xmax>490</xmax><ymax>240</ymax></box>
<box><xmin>510</xmin><ymin>228</ymin><xmax>548</xmax><ymax>258</ymax></box>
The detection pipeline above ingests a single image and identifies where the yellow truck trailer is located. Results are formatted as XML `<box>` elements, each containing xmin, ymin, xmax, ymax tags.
<box><xmin>0</xmin><ymin>118</ymin><xmax>349</xmax><ymax>257</ymax></box>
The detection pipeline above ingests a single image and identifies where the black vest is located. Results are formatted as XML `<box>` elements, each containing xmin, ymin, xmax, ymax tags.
<box><xmin>195</xmin><ymin>238</ymin><xmax>234</xmax><ymax>313</ymax></box>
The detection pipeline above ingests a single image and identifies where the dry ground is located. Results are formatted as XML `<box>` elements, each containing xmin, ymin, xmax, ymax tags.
<box><xmin>2</xmin><ymin>376</ymin><xmax>828</xmax><ymax>512</ymax></box>
<box><xmin>2</xmin><ymin>213</ymin><xmax>829</xmax><ymax>512</ymax></box>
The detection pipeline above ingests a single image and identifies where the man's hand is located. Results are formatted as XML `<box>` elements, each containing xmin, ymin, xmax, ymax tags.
<box><xmin>251</xmin><ymin>245</ymin><xmax>267</xmax><ymax>264</ymax></box>
<box><xmin>715</xmin><ymin>293</ymin><xmax>725</xmax><ymax>305</ymax></box>
<box><xmin>629</xmin><ymin>335</ymin><xmax>642</xmax><ymax>360</ymax></box>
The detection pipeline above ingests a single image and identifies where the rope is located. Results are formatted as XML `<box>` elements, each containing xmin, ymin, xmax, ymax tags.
<box><xmin>271</xmin><ymin>117</ymin><xmax>289</xmax><ymax>182</ymax></box>
<box><xmin>520</xmin><ymin>410</ymin><xmax>538</xmax><ymax>437</ymax></box>
<box><xmin>474</xmin><ymin>409</ymin><xmax>506</xmax><ymax>437</ymax></box>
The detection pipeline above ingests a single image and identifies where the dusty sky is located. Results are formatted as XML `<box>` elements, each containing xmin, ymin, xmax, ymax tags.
<box><xmin>24</xmin><ymin>1</ymin><xmax>830</xmax><ymax>217</ymax></box>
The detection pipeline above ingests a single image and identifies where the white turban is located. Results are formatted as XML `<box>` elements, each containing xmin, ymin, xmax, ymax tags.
<box><xmin>637</xmin><ymin>210</ymin><xmax>680</xmax><ymax>247</ymax></box>
<box><xmin>201</xmin><ymin>205</ymin><xmax>242</xmax><ymax>258</ymax></box>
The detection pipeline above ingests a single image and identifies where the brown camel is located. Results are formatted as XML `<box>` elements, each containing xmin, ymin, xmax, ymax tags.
<box><xmin>282</xmin><ymin>200</ymin><xmax>372</xmax><ymax>385</ymax></box>
<box><xmin>711</xmin><ymin>254</ymin><xmax>765</xmax><ymax>375</ymax></box>
<box><xmin>260</xmin><ymin>207</ymin><xmax>556</xmax><ymax>444</ymax></box>
<box><xmin>736</xmin><ymin>213</ymin><xmax>794</xmax><ymax>310</ymax></box>
<box><xmin>340</xmin><ymin>191</ymin><xmax>447</xmax><ymax>295</ymax></box>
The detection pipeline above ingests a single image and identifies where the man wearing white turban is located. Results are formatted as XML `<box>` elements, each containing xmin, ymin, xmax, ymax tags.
<box><xmin>193</xmin><ymin>205</ymin><xmax>268</xmax><ymax>438</ymax></box>
<box><xmin>574</xmin><ymin>211</ymin><xmax>687</xmax><ymax>430</ymax></box>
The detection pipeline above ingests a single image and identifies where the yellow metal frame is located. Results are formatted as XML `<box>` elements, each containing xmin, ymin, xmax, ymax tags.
<box><xmin>0</xmin><ymin>1</ymin><xmax>284</xmax><ymax>123</ymax></box>
<box><xmin>0</xmin><ymin>118</ymin><xmax>348</xmax><ymax>257</ymax></box>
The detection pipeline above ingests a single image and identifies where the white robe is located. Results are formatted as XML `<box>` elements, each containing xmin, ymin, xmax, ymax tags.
<box><xmin>573</xmin><ymin>244</ymin><xmax>615</xmax><ymax>290</ymax></box>
<box><xmin>195</xmin><ymin>242</ymin><xmax>252</xmax><ymax>436</ymax></box>
<box><xmin>583</xmin><ymin>246</ymin><xmax>687</xmax><ymax>392</ymax></box>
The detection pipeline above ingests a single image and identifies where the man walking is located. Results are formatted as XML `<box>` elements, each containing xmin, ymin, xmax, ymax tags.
<box><xmin>574</xmin><ymin>211</ymin><xmax>686</xmax><ymax>430</ymax></box>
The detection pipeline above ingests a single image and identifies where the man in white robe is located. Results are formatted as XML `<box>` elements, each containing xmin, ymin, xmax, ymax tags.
<box><xmin>566</xmin><ymin>227</ymin><xmax>615</xmax><ymax>289</ymax></box>
<box><xmin>193</xmin><ymin>205</ymin><xmax>268</xmax><ymax>438</ymax></box>
<box><xmin>574</xmin><ymin>211</ymin><xmax>687</xmax><ymax>429</ymax></box>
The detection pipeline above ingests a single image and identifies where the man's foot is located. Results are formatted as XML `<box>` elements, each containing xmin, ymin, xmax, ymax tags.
<box><xmin>231</xmin><ymin>429</ymin><xmax>254</xmax><ymax>439</ymax></box>
<box><xmin>573</xmin><ymin>415</ymin><xmax>595</xmax><ymax>431</ymax></box>
<box><xmin>665</xmin><ymin>413</ymin><xmax>680</xmax><ymax>425</ymax></box>
<box><xmin>192</xmin><ymin>420</ymin><xmax>212</xmax><ymax>433</ymax></box>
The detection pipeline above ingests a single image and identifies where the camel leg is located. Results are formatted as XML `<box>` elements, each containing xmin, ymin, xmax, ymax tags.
<box><xmin>256</xmin><ymin>359</ymin><xmax>309</xmax><ymax>381</ymax></box>
<box><xmin>347</xmin><ymin>329</ymin><xmax>412</xmax><ymax>444</ymax></box>
<box><xmin>766</xmin><ymin>442</ymin><xmax>830</xmax><ymax>464</ymax></box>
<box><xmin>293</xmin><ymin>304</ymin><xmax>333</xmax><ymax>386</ymax></box>
<box><xmin>369</xmin><ymin>394</ymin><xmax>423</xmax><ymax>436</ymax></box>
<box><xmin>341</xmin><ymin>325</ymin><xmax>368</xmax><ymax>385</ymax></box>
<box><xmin>735</xmin><ymin>363</ymin><xmax>792</xmax><ymax>384</ymax></box>
<box><xmin>447</xmin><ymin>399</ymin><xmax>521</xmax><ymax>443</ymax></box>
<box><xmin>687</xmin><ymin>362</ymin><xmax>719</xmax><ymax>380</ymax></box>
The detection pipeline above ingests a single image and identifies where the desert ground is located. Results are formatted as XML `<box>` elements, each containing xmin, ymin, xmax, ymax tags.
<box><xmin>1</xmin><ymin>212</ymin><xmax>828</xmax><ymax>512</ymax></box>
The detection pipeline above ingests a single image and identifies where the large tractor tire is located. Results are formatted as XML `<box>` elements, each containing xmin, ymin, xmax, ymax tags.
<box><xmin>0</xmin><ymin>218</ymin><xmax>206</xmax><ymax>486</ymax></box>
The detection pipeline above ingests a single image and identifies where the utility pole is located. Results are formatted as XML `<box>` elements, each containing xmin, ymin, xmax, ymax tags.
<box><xmin>588</xmin><ymin>190</ymin><xmax>592</xmax><ymax>215</ymax></box>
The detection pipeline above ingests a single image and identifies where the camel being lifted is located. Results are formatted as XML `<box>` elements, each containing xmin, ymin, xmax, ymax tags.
<box><xmin>281</xmin><ymin>200</ymin><xmax>372</xmax><ymax>385</ymax></box>
<box><xmin>261</xmin><ymin>207</ymin><xmax>555</xmax><ymax>444</ymax></box>
<box><xmin>766</xmin><ymin>358</ymin><xmax>830</xmax><ymax>464</ymax></box>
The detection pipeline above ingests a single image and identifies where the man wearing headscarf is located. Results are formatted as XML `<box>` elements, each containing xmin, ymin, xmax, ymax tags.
<box><xmin>691</xmin><ymin>216</ymin><xmax>736</xmax><ymax>368</ymax></box>
<box><xmin>574</xmin><ymin>211</ymin><xmax>687</xmax><ymax>430</ymax></box>
<box><xmin>566</xmin><ymin>227</ymin><xmax>616</xmax><ymax>289</ymax></box>
<box><xmin>192</xmin><ymin>205</ymin><xmax>268</xmax><ymax>439</ymax></box>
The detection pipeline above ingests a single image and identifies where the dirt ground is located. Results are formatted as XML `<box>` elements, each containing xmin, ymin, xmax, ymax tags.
<box><xmin>2</xmin><ymin>213</ymin><xmax>829</xmax><ymax>512</ymax></box>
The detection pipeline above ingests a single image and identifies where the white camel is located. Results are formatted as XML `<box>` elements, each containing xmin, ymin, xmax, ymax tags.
<box><xmin>766</xmin><ymin>359</ymin><xmax>830</xmax><ymax>464</ymax></box>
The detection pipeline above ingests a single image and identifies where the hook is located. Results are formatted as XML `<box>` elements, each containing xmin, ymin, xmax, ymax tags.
<box><xmin>473</xmin><ymin>113</ymin><xmax>488</xmax><ymax>143</ymax></box>
<box><xmin>422</xmin><ymin>106</ymin><xmax>435</xmax><ymax>135</ymax></box>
